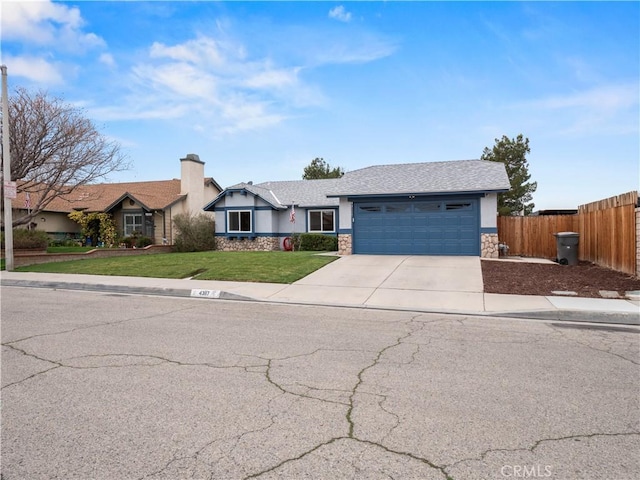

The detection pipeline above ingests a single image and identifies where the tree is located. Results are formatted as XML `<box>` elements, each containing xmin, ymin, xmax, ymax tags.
<box><xmin>67</xmin><ymin>211</ymin><xmax>118</xmax><ymax>247</ymax></box>
<box><xmin>2</xmin><ymin>87</ymin><xmax>129</xmax><ymax>227</ymax></box>
<box><xmin>481</xmin><ymin>134</ymin><xmax>537</xmax><ymax>216</ymax></box>
<box><xmin>302</xmin><ymin>157</ymin><xmax>344</xmax><ymax>180</ymax></box>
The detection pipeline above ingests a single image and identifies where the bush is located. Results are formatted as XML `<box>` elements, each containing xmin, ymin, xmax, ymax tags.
<box><xmin>135</xmin><ymin>236</ymin><xmax>153</xmax><ymax>248</ymax></box>
<box><xmin>297</xmin><ymin>233</ymin><xmax>337</xmax><ymax>251</ymax></box>
<box><xmin>117</xmin><ymin>233</ymin><xmax>153</xmax><ymax>248</ymax></box>
<box><xmin>173</xmin><ymin>213</ymin><xmax>216</xmax><ymax>252</ymax></box>
<box><xmin>49</xmin><ymin>238</ymin><xmax>82</xmax><ymax>247</ymax></box>
<box><xmin>11</xmin><ymin>229</ymin><xmax>50</xmax><ymax>249</ymax></box>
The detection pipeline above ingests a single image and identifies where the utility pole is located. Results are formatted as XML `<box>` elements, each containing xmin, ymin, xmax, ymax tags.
<box><xmin>1</xmin><ymin>65</ymin><xmax>14</xmax><ymax>271</ymax></box>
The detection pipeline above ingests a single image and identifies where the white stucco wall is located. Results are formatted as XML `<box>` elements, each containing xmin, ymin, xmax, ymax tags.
<box><xmin>338</xmin><ymin>198</ymin><xmax>353</xmax><ymax>231</ymax></box>
<box><xmin>480</xmin><ymin>193</ymin><xmax>498</xmax><ymax>228</ymax></box>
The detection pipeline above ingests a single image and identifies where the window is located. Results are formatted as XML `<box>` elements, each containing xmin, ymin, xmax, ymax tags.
<box><xmin>358</xmin><ymin>206</ymin><xmax>382</xmax><ymax>213</ymax></box>
<box><xmin>308</xmin><ymin>210</ymin><xmax>335</xmax><ymax>232</ymax></box>
<box><xmin>445</xmin><ymin>202</ymin><xmax>472</xmax><ymax>211</ymax></box>
<box><xmin>124</xmin><ymin>213</ymin><xmax>143</xmax><ymax>236</ymax></box>
<box><xmin>227</xmin><ymin>210</ymin><xmax>252</xmax><ymax>233</ymax></box>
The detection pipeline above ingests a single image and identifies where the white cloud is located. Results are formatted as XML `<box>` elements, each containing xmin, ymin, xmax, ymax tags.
<box><xmin>243</xmin><ymin>66</ymin><xmax>301</xmax><ymax>89</ymax></box>
<box><xmin>530</xmin><ymin>83</ymin><xmax>638</xmax><ymax>111</ymax></box>
<box><xmin>91</xmin><ymin>19</ymin><xmax>394</xmax><ymax>135</ymax></box>
<box><xmin>329</xmin><ymin>6</ymin><xmax>352</xmax><ymax>23</ymax></box>
<box><xmin>99</xmin><ymin>53</ymin><xmax>116</xmax><ymax>68</ymax></box>
<box><xmin>2</xmin><ymin>0</ymin><xmax>105</xmax><ymax>52</ymax></box>
<box><xmin>517</xmin><ymin>83</ymin><xmax>639</xmax><ymax>136</ymax></box>
<box><xmin>95</xmin><ymin>35</ymin><xmax>319</xmax><ymax>134</ymax></box>
<box><xmin>3</xmin><ymin>55</ymin><xmax>65</xmax><ymax>85</ymax></box>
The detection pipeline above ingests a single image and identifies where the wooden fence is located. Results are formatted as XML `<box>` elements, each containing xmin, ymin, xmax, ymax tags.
<box><xmin>497</xmin><ymin>191</ymin><xmax>638</xmax><ymax>276</ymax></box>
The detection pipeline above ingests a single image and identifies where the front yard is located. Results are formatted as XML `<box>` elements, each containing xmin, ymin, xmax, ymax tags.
<box><xmin>13</xmin><ymin>251</ymin><xmax>339</xmax><ymax>284</ymax></box>
<box><xmin>481</xmin><ymin>259</ymin><xmax>640</xmax><ymax>298</ymax></box>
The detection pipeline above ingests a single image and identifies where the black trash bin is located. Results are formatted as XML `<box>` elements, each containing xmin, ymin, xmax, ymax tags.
<box><xmin>554</xmin><ymin>232</ymin><xmax>579</xmax><ymax>265</ymax></box>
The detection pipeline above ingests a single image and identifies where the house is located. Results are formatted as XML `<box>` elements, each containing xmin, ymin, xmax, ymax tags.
<box><xmin>13</xmin><ymin>154</ymin><xmax>221</xmax><ymax>245</ymax></box>
<box><xmin>204</xmin><ymin>159</ymin><xmax>510</xmax><ymax>257</ymax></box>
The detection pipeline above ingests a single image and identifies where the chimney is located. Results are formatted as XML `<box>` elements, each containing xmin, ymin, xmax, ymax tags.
<box><xmin>180</xmin><ymin>153</ymin><xmax>205</xmax><ymax>214</ymax></box>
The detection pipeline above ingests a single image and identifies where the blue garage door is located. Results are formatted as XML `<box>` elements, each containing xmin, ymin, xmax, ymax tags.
<box><xmin>353</xmin><ymin>199</ymin><xmax>479</xmax><ymax>255</ymax></box>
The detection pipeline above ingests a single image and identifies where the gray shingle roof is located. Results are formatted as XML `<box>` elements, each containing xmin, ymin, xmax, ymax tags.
<box><xmin>333</xmin><ymin>159</ymin><xmax>510</xmax><ymax>197</ymax></box>
<box><xmin>209</xmin><ymin>159</ymin><xmax>509</xmax><ymax>210</ymax></box>
<box><xmin>257</xmin><ymin>179</ymin><xmax>341</xmax><ymax>208</ymax></box>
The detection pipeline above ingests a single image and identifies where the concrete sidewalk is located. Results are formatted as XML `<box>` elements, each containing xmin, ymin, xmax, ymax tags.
<box><xmin>2</xmin><ymin>254</ymin><xmax>638</xmax><ymax>324</ymax></box>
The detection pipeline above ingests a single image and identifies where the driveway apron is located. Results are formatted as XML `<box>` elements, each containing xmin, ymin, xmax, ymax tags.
<box><xmin>268</xmin><ymin>255</ymin><xmax>485</xmax><ymax>311</ymax></box>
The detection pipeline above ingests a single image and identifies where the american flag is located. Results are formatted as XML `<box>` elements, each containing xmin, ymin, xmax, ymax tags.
<box><xmin>289</xmin><ymin>204</ymin><xmax>295</xmax><ymax>223</ymax></box>
<box><xmin>25</xmin><ymin>192</ymin><xmax>31</xmax><ymax>210</ymax></box>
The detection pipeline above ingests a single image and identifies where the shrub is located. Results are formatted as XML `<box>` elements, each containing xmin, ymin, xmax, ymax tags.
<box><xmin>297</xmin><ymin>233</ymin><xmax>337</xmax><ymax>251</ymax></box>
<box><xmin>49</xmin><ymin>238</ymin><xmax>83</xmax><ymax>247</ymax></box>
<box><xmin>173</xmin><ymin>213</ymin><xmax>216</xmax><ymax>252</ymax></box>
<box><xmin>135</xmin><ymin>236</ymin><xmax>153</xmax><ymax>248</ymax></box>
<box><xmin>11</xmin><ymin>229</ymin><xmax>50</xmax><ymax>249</ymax></box>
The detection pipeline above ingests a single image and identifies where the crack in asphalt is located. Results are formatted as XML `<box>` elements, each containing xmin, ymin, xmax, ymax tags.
<box><xmin>1</xmin><ymin>349</ymin><xmax>267</xmax><ymax>390</ymax></box>
<box><xmin>242</xmin><ymin>437</ymin><xmax>343</xmax><ymax>479</ymax></box>
<box><xmin>5</xmin><ymin>309</ymin><xmax>636</xmax><ymax>480</ymax></box>
<box><xmin>1</xmin><ymin>343</ymin><xmax>64</xmax><ymax>389</ymax></box>
<box><xmin>2</xmin><ymin>304</ymin><xmax>201</xmax><ymax>346</ymax></box>
<box><xmin>548</xmin><ymin>323</ymin><xmax>640</xmax><ymax>366</ymax></box>
<box><xmin>133</xmin><ymin>315</ymin><xmax>453</xmax><ymax>480</ymax></box>
<box><xmin>137</xmin><ymin>395</ymin><xmax>282</xmax><ymax>480</ymax></box>
<box><xmin>241</xmin><ymin>437</ymin><xmax>453</xmax><ymax>480</ymax></box>
<box><xmin>244</xmin><ymin>349</ymin><xmax>377</xmax><ymax>407</ymax></box>
<box><xmin>346</xmin><ymin>318</ymin><xmax>426</xmax><ymax>438</ymax></box>
<box><xmin>444</xmin><ymin>431</ymin><xmax>640</xmax><ymax>474</ymax></box>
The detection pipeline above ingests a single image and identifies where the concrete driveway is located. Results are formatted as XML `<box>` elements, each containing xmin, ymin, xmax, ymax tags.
<box><xmin>269</xmin><ymin>255</ymin><xmax>486</xmax><ymax>311</ymax></box>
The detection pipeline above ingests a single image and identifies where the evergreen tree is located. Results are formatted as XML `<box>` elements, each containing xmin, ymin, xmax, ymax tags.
<box><xmin>302</xmin><ymin>158</ymin><xmax>344</xmax><ymax>179</ymax></box>
<box><xmin>481</xmin><ymin>134</ymin><xmax>537</xmax><ymax>216</ymax></box>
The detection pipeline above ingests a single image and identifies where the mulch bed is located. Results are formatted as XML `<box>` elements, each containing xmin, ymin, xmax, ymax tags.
<box><xmin>481</xmin><ymin>259</ymin><xmax>640</xmax><ymax>298</ymax></box>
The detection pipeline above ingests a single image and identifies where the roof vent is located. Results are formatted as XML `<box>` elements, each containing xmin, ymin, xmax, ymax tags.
<box><xmin>247</xmin><ymin>181</ymin><xmax>253</xmax><ymax>185</ymax></box>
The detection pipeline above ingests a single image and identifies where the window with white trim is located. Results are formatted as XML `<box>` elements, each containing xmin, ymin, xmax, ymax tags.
<box><xmin>124</xmin><ymin>213</ymin><xmax>143</xmax><ymax>236</ymax></box>
<box><xmin>227</xmin><ymin>210</ymin><xmax>252</xmax><ymax>233</ymax></box>
<box><xmin>308</xmin><ymin>210</ymin><xmax>335</xmax><ymax>232</ymax></box>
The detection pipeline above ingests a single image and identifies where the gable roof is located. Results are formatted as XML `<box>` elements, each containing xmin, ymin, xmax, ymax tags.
<box><xmin>257</xmin><ymin>179</ymin><xmax>342</xmax><ymax>207</ymax></box>
<box><xmin>15</xmin><ymin>178</ymin><xmax>219</xmax><ymax>213</ymax></box>
<box><xmin>206</xmin><ymin>159</ymin><xmax>510</xmax><ymax>212</ymax></box>
<box><xmin>206</xmin><ymin>178</ymin><xmax>342</xmax><ymax>210</ymax></box>
<box><xmin>331</xmin><ymin>159</ymin><xmax>510</xmax><ymax>197</ymax></box>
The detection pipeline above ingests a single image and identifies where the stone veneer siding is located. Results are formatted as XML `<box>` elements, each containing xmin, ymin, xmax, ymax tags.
<box><xmin>216</xmin><ymin>236</ymin><xmax>280</xmax><ymax>252</ymax></box>
<box><xmin>481</xmin><ymin>233</ymin><xmax>499</xmax><ymax>258</ymax></box>
<box><xmin>338</xmin><ymin>234</ymin><xmax>352</xmax><ymax>255</ymax></box>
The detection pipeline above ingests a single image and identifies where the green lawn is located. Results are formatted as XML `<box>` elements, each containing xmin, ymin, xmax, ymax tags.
<box><xmin>14</xmin><ymin>251</ymin><xmax>339</xmax><ymax>284</ymax></box>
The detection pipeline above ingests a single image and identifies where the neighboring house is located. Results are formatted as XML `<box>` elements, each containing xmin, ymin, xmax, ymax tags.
<box><xmin>13</xmin><ymin>154</ymin><xmax>221</xmax><ymax>245</ymax></box>
<box><xmin>204</xmin><ymin>159</ymin><xmax>510</xmax><ymax>257</ymax></box>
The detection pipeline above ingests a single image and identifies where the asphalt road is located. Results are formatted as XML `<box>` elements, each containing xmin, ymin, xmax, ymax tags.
<box><xmin>1</xmin><ymin>287</ymin><xmax>639</xmax><ymax>480</ymax></box>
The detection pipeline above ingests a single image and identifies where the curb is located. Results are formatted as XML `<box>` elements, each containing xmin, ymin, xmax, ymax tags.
<box><xmin>3</xmin><ymin>279</ymin><xmax>639</xmax><ymax>326</ymax></box>
<box><xmin>489</xmin><ymin>310</ymin><xmax>640</xmax><ymax>326</ymax></box>
<box><xmin>1</xmin><ymin>280</ymin><xmax>255</xmax><ymax>302</ymax></box>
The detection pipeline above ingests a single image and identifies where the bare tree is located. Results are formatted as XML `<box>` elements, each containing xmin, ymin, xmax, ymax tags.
<box><xmin>2</xmin><ymin>87</ymin><xmax>129</xmax><ymax>227</ymax></box>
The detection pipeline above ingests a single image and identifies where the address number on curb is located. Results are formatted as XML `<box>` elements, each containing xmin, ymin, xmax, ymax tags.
<box><xmin>190</xmin><ymin>289</ymin><xmax>221</xmax><ymax>299</ymax></box>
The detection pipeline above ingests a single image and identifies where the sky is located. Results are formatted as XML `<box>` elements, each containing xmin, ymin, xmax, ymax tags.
<box><xmin>1</xmin><ymin>0</ymin><xmax>638</xmax><ymax>211</ymax></box>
